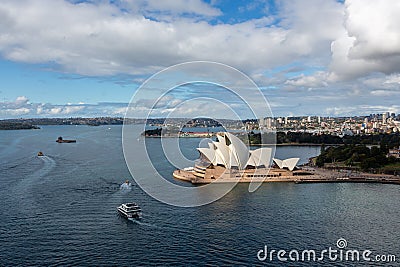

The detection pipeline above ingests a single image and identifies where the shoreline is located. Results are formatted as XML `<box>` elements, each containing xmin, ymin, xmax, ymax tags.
<box><xmin>173</xmin><ymin>167</ymin><xmax>400</xmax><ymax>185</ymax></box>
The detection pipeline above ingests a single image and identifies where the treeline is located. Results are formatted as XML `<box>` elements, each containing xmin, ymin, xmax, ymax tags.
<box><xmin>0</xmin><ymin>121</ymin><xmax>40</xmax><ymax>130</ymax></box>
<box><xmin>276</xmin><ymin>132</ymin><xmax>342</xmax><ymax>144</ymax></box>
<box><xmin>142</xmin><ymin>128</ymin><xmax>162</xmax><ymax>136</ymax></box>
<box><xmin>247</xmin><ymin>132</ymin><xmax>400</xmax><ymax>147</ymax></box>
<box><xmin>316</xmin><ymin>144</ymin><xmax>399</xmax><ymax>172</ymax></box>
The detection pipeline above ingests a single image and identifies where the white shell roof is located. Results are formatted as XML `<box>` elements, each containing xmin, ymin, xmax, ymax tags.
<box><xmin>273</xmin><ymin>157</ymin><xmax>300</xmax><ymax>171</ymax></box>
<box><xmin>196</xmin><ymin>132</ymin><xmax>274</xmax><ymax>170</ymax></box>
<box><xmin>214</xmin><ymin>139</ymin><xmax>230</xmax><ymax>167</ymax></box>
<box><xmin>246</xmin><ymin>148</ymin><xmax>272</xmax><ymax>167</ymax></box>
<box><xmin>226</xmin><ymin>133</ymin><xmax>249</xmax><ymax>169</ymax></box>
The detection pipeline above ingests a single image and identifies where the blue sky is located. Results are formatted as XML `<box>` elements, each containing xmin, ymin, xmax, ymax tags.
<box><xmin>1</xmin><ymin>0</ymin><xmax>400</xmax><ymax>119</ymax></box>
<box><xmin>0</xmin><ymin>60</ymin><xmax>133</xmax><ymax>104</ymax></box>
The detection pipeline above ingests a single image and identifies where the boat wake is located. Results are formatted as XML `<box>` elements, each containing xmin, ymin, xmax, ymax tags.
<box><xmin>127</xmin><ymin>218</ymin><xmax>160</xmax><ymax>229</ymax></box>
<box><xmin>119</xmin><ymin>181</ymin><xmax>132</xmax><ymax>191</ymax></box>
<box><xmin>106</xmin><ymin>182</ymin><xmax>136</xmax><ymax>212</ymax></box>
<box><xmin>12</xmin><ymin>155</ymin><xmax>57</xmax><ymax>214</ymax></box>
<box><xmin>16</xmin><ymin>155</ymin><xmax>56</xmax><ymax>190</ymax></box>
<box><xmin>126</xmin><ymin>216</ymin><xmax>194</xmax><ymax>233</ymax></box>
<box><xmin>35</xmin><ymin>156</ymin><xmax>56</xmax><ymax>181</ymax></box>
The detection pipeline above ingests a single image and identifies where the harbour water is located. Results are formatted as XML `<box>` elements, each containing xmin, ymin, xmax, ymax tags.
<box><xmin>1</xmin><ymin>125</ymin><xmax>399</xmax><ymax>266</ymax></box>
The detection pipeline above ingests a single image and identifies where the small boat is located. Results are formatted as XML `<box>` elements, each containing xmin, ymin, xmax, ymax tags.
<box><xmin>56</xmin><ymin>136</ymin><xmax>76</xmax><ymax>143</ymax></box>
<box><xmin>37</xmin><ymin>151</ymin><xmax>44</xmax><ymax>157</ymax></box>
<box><xmin>117</xmin><ymin>203</ymin><xmax>142</xmax><ymax>220</ymax></box>
<box><xmin>120</xmin><ymin>180</ymin><xmax>132</xmax><ymax>190</ymax></box>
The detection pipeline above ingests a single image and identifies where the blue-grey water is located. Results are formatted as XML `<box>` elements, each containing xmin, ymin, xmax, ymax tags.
<box><xmin>1</xmin><ymin>125</ymin><xmax>399</xmax><ymax>266</ymax></box>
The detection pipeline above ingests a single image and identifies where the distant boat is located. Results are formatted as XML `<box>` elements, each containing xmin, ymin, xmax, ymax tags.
<box><xmin>117</xmin><ymin>203</ymin><xmax>142</xmax><ymax>220</ymax></box>
<box><xmin>56</xmin><ymin>136</ymin><xmax>76</xmax><ymax>143</ymax></box>
<box><xmin>37</xmin><ymin>151</ymin><xmax>44</xmax><ymax>157</ymax></box>
<box><xmin>120</xmin><ymin>180</ymin><xmax>132</xmax><ymax>190</ymax></box>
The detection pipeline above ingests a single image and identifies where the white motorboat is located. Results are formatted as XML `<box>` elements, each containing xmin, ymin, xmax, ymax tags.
<box><xmin>117</xmin><ymin>203</ymin><xmax>142</xmax><ymax>220</ymax></box>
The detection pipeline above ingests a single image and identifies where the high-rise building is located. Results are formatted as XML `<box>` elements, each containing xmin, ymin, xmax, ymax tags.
<box><xmin>265</xmin><ymin>118</ymin><xmax>273</xmax><ymax>129</ymax></box>
<box><xmin>382</xmin><ymin>113</ymin><xmax>387</xmax><ymax>124</ymax></box>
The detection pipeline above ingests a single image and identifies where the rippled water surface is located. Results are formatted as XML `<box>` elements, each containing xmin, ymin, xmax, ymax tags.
<box><xmin>1</xmin><ymin>125</ymin><xmax>399</xmax><ymax>266</ymax></box>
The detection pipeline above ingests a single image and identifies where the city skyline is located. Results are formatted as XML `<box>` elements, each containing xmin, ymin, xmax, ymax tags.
<box><xmin>4</xmin><ymin>112</ymin><xmax>400</xmax><ymax>136</ymax></box>
<box><xmin>1</xmin><ymin>0</ymin><xmax>400</xmax><ymax>118</ymax></box>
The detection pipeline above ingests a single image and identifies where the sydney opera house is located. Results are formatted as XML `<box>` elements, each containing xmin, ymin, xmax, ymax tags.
<box><xmin>173</xmin><ymin>132</ymin><xmax>313</xmax><ymax>184</ymax></box>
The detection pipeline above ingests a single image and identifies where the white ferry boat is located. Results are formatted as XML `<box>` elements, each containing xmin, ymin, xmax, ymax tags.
<box><xmin>117</xmin><ymin>203</ymin><xmax>142</xmax><ymax>220</ymax></box>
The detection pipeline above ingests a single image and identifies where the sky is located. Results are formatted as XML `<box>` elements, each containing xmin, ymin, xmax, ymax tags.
<box><xmin>1</xmin><ymin>0</ymin><xmax>400</xmax><ymax>119</ymax></box>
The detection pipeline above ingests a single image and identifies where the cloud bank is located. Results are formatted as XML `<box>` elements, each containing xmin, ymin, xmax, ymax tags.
<box><xmin>0</xmin><ymin>0</ymin><xmax>400</xmax><ymax>118</ymax></box>
<box><xmin>0</xmin><ymin>0</ymin><xmax>343</xmax><ymax>76</ymax></box>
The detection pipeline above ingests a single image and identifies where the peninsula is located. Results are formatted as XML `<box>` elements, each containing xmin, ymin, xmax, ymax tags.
<box><xmin>173</xmin><ymin>132</ymin><xmax>400</xmax><ymax>185</ymax></box>
<box><xmin>0</xmin><ymin>121</ymin><xmax>40</xmax><ymax>130</ymax></box>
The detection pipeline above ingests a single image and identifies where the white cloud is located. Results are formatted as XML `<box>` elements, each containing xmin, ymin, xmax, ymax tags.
<box><xmin>15</xmin><ymin>96</ymin><xmax>29</xmax><ymax>104</ymax></box>
<box><xmin>0</xmin><ymin>0</ymin><xmax>399</xmax><ymax>118</ymax></box>
<box><xmin>118</xmin><ymin>0</ymin><xmax>222</xmax><ymax>18</ymax></box>
<box><xmin>0</xmin><ymin>96</ymin><xmax>91</xmax><ymax>118</ymax></box>
<box><xmin>325</xmin><ymin>105</ymin><xmax>400</xmax><ymax>116</ymax></box>
<box><xmin>384</xmin><ymin>75</ymin><xmax>400</xmax><ymax>85</ymax></box>
<box><xmin>0</xmin><ymin>96</ymin><xmax>31</xmax><ymax>116</ymax></box>
<box><xmin>285</xmin><ymin>71</ymin><xmax>328</xmax><ymax>88</ymax></box>
<box><xmin>361</xmin><ymin>74</ymin><xmax>400</xmax><ymax>89</ymax></box>
<box><xmin>49</xmin><ymin>108</ymin><xmax>63</xmax><ymax>115</ymax></box>
<box><xmin>112</xmin><ymin>107</ymin><xmax>128</xmax><ymax>116</ymax></box>
<box><xmin>64</xmin><ymin>105</ymin><xmax>85</xmax><ymax>114</ymax></box>
<box><xmin>370</xmin><ymin>90</ymin><xmax>400</xmax><ymax>97</ymax></box>
<box><xmin>36</xmin><ymin>105</ymin><xmax>43</xmax><ymax>114</ymax></box>
<box><xmin>0</xmin><ymin>107</ymin><xmax>30</xmax><ymax>116</ymax></box>
<box><xmin>346</xmin><ymin>0</ymin><xmax>400</xmax><ymax>61</ymax></box>
<box><xmin>0</xmin><ymin>0</ymin><xmax>344</xmax><ymax>77</ymax></box>
<box><xmin>329</xmin><ymin>0</ymin><xmax>400</xmax><ymax>80</ymax></box>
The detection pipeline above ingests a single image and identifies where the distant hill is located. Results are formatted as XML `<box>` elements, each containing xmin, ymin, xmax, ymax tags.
<box><xmin>0</xmin><ymin>121</ymin><xmax>40</xmax><ymax>130</ymax></box>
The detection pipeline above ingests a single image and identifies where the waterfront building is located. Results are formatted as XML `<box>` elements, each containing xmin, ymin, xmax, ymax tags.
<box><xmin>388</xmin><ymin>147</ymin><xmax>400</xmax><ymax>159</ymax></box>
<box><xmin>173</xmin><ymin>132</ymin><xmax>306</xmax><ymax>184</ymax></box>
